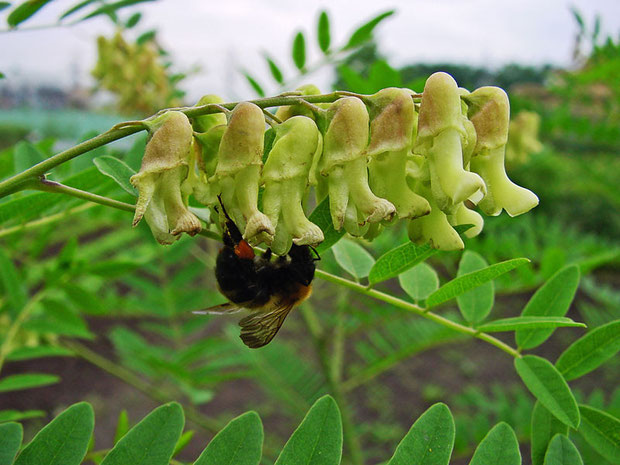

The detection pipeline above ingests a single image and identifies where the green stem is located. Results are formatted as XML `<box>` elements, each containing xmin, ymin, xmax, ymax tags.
<box><xmin>314</xmin><ymin>269</ymin><xmax>522</xmax><ymax>359</ymax></box>
<box><xmin>301</xmin><ymin>304</ymin><xmax>365</xmax><ymax>465</ymax></box>
<box><xmin>0</xmin><ymin>291</ymin><xmax>46</xmax><ymax>373</ymax></box>
<box><xmin>0</xmin><ymin>203</ymin><xmax>94</xmax><ymax>239</ymax></box>
<box><xmin>34</xmin><ymin>179</ymin><xmax>136</xmax><ymax>212</ymax></box>
<box><xmin>62</xmin><ymin>340</ymin><xmax>223</xmax><ymax>434</ymax></box>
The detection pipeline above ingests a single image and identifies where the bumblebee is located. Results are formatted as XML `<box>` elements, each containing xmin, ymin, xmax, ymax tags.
<box><xmin>199</xmin><ymin>197</ymin><xmax>319</xmax><ymax>348</ymax></box>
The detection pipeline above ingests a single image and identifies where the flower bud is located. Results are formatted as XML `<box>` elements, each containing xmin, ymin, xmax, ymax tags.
<box><xmin>318</xmin><ymin>97</ymin><xmax>395</xmax><ymax>232</ymax></box>
<box><xmin>466</xmin><ymin>87</ymin><xmax>539</xmax><ymax>216</ymax></box>
<box><xmin>414</xmin><ymin>72</ymin><xmax>485</xmax><ymax>210</ymax></box>
<box><xmin>262</xmin><ymin>116</ymin><xmax>324</xmax><ymax>254</ymax></box>
<box><xmin>192</xmin><ymin>94</ymin><xmax>228</xmax><ymax>133</ymax></box>
<box><xmin>366</xmin><ymin>88</ymin><xmax>430</xmax><ymax>219</ymax></box>
<box><xmin>213</xmin><ymin>102</ymin><xmax>274</xmax><ymax>241</ymax></box>
<box><xmin>275</xmin><ymin>84</ymin><xmax>322</xmax><ymax>121</ymax></box>
<box><xmin>131</xmin><ymin>111</ymin><xmax>201</xmax><ymax>244</ymax></box>
<box><xmin>448</xmin><ymin>202</ymin><xmax>484</xmax><ymax>238</ymax></box>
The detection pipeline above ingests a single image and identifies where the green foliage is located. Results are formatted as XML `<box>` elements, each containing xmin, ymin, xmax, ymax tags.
<box><xmin>14</xmin><ymin>402</ymin><xmax>93</xmax><ymax>465</ymax></box>
<box><xmin>531</xmin><ymin>402</ymin><xmax>569</xmax><ymax>465</ymax></box>
<box><xmin>514</xmin><ymin>355</ymin><xmax>580</xmax><ymax>429</ymax></box>
<box><xmin>193</xmin><ymin>412</ymin><xmax>262</xmax><ymax>465</ymax></box>
<box><xmin>543</xmin><ymin>434</ymin><xmax>583</xmax><ymax>465</ymax></box>
<box><xmin>331</xmin><ymin>239</ymin><xmax>375</xmax><ymax>279</ymax></box>
<box><xmin>398</xmin><ymin>262</ymin><xmax>438</xmax><ymax>301</ymax></box>
<box><xmin>577</xmin><ymin>405</ymin><xmax>620</xmax><ymax>463</ymax></box>
<box><xmin>0</xmin><ymin>422</ymin><xmax>22</xmax><ymax>465</ymax></box>
<box><xmin>468</xmin><ymin>422</ymin><xmax>521</xmax><ymax>465</ymax></box>
<box><xmin>387</xmin><ymin>403</ymin><xmax>454</xmax><ymax>465</ymax></box>
<box><xmin>515</xmin><ymin>265</ymin><xmax>580</xmax><ymax>350</ymax></box>
<box><xmin>456</xmin><ymin>251</ymin><xmax>494</xmax><ymax>323</ymax></box>
<box><xmin>275</xmin><ymin>395</ymin><xmax>342</xmax><ymax>465</ymax></box>
<box><xmin>555</xmin><ymin>319</ymin><xmax>620</xmax><ymax>380</ymax></box>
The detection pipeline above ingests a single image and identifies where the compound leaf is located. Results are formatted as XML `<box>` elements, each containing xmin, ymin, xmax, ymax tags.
<box><xmin>543</xmin><ymin>434</ymin><xmax>583</xmax><ymax>465</ymax></box>
<box><xmin>332</xmin><ymin>239</ymin><xmax>375</xmax><ymax>279</ymax></box>
<box><xmin>468</xmin><ymin>422</ymin><xmax>521</xmax><ymax>465</ymax></box>
<box><xmin>578</xmin><ymin>405</ymin><xmax>620</xmax><ymax>463</ymax></box>
<box><xmin>0</xmin><ymin>422</ymin><xmax>22</xmax><ymax>465</ymax></box>
<box><xmin>531</xmin><ymin>402</ymin><xmax>569</xmax><ymax>465</ymax></box>
<box><xmin>399</xmin><ymin>262</ymin><xmax>439</xmax><ymax>301</ymax></box>
<box><xmin>456</xmin><ymin>251</ymin><xmax>494</xmax><ymax>323</ymax></box>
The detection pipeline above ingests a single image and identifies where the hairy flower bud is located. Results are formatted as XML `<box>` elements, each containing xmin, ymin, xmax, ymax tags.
<box><xmin>318</xmin><ymin>97</ymin><xmax>395</xmax><ymax>233</ymax></box>
<box><xmin>275</xmin><ymin>84</ymin><xmax>322</xmax><ymax>122</ymax></box>
<box><xmin>414</xmin><ymin>72</ymin><xmax>485</xmax><ymax>210</ymax></box>
<box><xmin>192</xmin><ymin>94</ymin><xmax>228</xmax><ymax>133</ymax></box>
<box><xmin>262</xmin><ymin>116</ymin><xmax>324</xmax><ymax>254</ymax></box>
<box><xmin>131</xmin><ymin>111</ymin><xmax>201</xmax><ymax>244</ymax></box>
<box><xmin>213</xmin><ymin>102</ymin><xmax>274</xmax><ymax>242</ymax></box>
<box><xmin>366</xmin><ymin>88</ymin><xmax>431</xmax><ymax>219</ymax></box>
<box><xmin>466</xmin><ymin>87</ymin><xmax>539</xmax><ymax>216</ymax></box>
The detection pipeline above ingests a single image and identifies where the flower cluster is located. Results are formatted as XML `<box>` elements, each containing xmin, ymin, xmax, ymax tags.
<box><xmin>131</xmin><ymin>72</ymin><xmax>538</xmax><ymax>252</ymax></box>
<box><xmin>92</xmin><ymin>32</ymin><xmax>183</xmax><ymax>115</ymax></box>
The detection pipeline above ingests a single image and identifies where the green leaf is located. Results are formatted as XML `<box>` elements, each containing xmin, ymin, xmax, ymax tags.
<box><xmin>0</xmin><ymin>422</ymin><xmax>22</xmax><ymax>465</ymax></box>
<box><xmin>456</xmin><ymin>251</ymin><xmax>494</xmax><ymax>323</ymax></box>
<box><xmin>275</xmin><ymin>395</ymin><xmax>342</xmax><ymax>465</ymax></box>
<box><xmin>59</xmin><ymin>0</ymin><xmax>98</xmax><ymax>20</ymax></box>
<box><xmin>101</xmin><ymin>402</ymin><xmax>184</xmax><ymax>465</ymax></box>
<box><xmin>531</xmin><ymin>402</ymin><xmax>569</xmax><ymax>465</ymax></box>
<box><xmin>332</xmin><ymin>239</ymin><xmax>375</xmax><ymax>279</ymax></box>
<box><xmin>93</xmin><ymin>155</ymin><xmax>137</xmax><ymax>196</ymax></box>
<box><xmin>578</xmin><ymin>405</ymin><xmax>620</xmax><ymax>463</ymax></box>
<box><xmin>368</xmin><ymin>242</ymin><xmax>437</xmax><ymax>285</ymax></box>
<box><xmin>136</xmin><ymin>29</ymin><xmax>156</xmax><ymax>45</ymax></box>
<box><xmin>309</xmin><ymin>197</ymin><xmax>344</xmax><ymax>253</ymax></box>
<box><xmin>172</xmin><ymin>430</ymin><xmax>194</xmax><ymax>458</ymax></box>
<box><xmin>477</xmin><ymin>316</ymin><xmax>586</xmax><ymax>332</ymax></box>
<box><xmin>7</xmin><ymin>345</ymin><xmax>74</xmax><ymax>361</ymax></box>
<box><xmin>24</xmin><ymin>299</ymin><xmax>93</xmax><ymax>339</ymax></box>
<box><xmin>0</xmin><ymin>3</ymin><xmax>12</xmax><ymax>13</ymax></box>
<box><xmin>514</xmin><ymin>355</ymin><xmax>580</xmax><ymax>429</ymax></box>
<box><xmin>427</xmin><ymin>258</ymin><xmax>529</xmax><ymax>309</ymax></box>
<box><xmin>516</xmin><ymin>265</ymin><xmax>580</xmax><ymax>350</ymax></box>
<box><xmin>0</xmin><ymin>247</ymin><xmax>27</xmax><ymax>316</ymax></box>
<box><xmin>317</xmin><ymin>11</ymin><xmax>330</xmax><ymax>53</ymax></box>
<box><xmin>125</xmin><ymin>11</ymin><xmax>141</xmax><ymax>28</ymax></box>
<box><xmin>387</xmin><ymin>403</ymin><xmax>454</xmax><ymax>465</ymax></box>
<box><xmin>555</xmin><ymin>320</ymin><xmax>620</xmax><ymax>380</ymax></box>
<box><xmin>0</xmin><ymin>410</ymin><xmax>45</xmax><ymax>422</ymax></box>
<box><xmin>543</xmin><ymin>434</ymin><xmax>583</xmax><ymax>465</ymax></box>
<box><xmin>113</xmin><ymin>410</ymin><xmax>130</xmax><ymax>445</ymax></box>
<box><xmin>265</xmin><ymin>56</ymin><xmax>284</xmax><ymax>85</ymax></box>
<box><xmin>193</xmin><ymin>411</ymin><xmax>262</xmax><ymax>465</ymax></box>
<box><xmin>80</xmin><ymin>0</ymin><xmax>155</xmax><ymax>21</ymax></box>
<box><xmin>14</xmin><ymin>402</ymin><xmax>94</xmax><ymax>465</ymax></box>
<box><xmin>7</xmin><ymin>0</ymin><xmax>53</xmax><ymax>27</ymax></box>
<box><xmin>0</xmin><ymin>373</ymin><xmax>59</xmax><ymax>393</ymax></box>
<box><xmin>292</xmin><ymin>31</ymin><xmax>306</xmax><ymax>71</ymax></box>
<box><xmin>398</xmin><ymin>262</ymin><xmax>439</xmax><ymax>301</ymax></box>
<box><xmin>343</xmin><ymin>10</ymin><xmax>395</xmax><ymax>50</ymax></box>
<box><xmin>0</xmin><ymin>71</ymin><xmax>4</xmax><ymax>79</ymax></box>
<box><xmin>243</xmin><ymin>71</ymin><xmax>265</xmax><ymax>97</ymax></box>
<box><xmin>468</xmin><ymin>422</ymin><xmax>521</xmax><ymax>465</ymax></box>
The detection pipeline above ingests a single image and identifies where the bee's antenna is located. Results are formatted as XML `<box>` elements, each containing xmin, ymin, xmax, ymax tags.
<box><xmin>309</xmin><ymin>245</ymin><xmax>321</xmax><ymax>261</ymax></box>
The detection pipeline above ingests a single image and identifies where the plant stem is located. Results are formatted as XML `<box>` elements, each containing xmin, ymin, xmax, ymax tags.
<box><xmin>301</xmin><ymin>304</ymin><xmax>365</xmax><ymax>465</ymax></box>
<box><xmin>314</xmin><ymin>269</ymin><xmax>522</xmax><ymax>359</ymax></box>
<box><xmin>62</xmin><ymin>340</ymin><xmax>223</xmax><ymax>434</ymax></box>
<box><xmin>35</xmin><ymin>179</ymin><xmax>136</xmax><ymax>212</ymax></box>
<box><xmin>0</xmin><ymin>203</ymin><xmax>94</xmax><ymax>239</ymax></box>
<box><xmin>0</xmin><ymin>125</ymin><xmax>144</xmax><ymax>198</ymax></box>
<box><xmin>0</xmin><ymin>291</ymin><xmax>46</xmax><ymax>374</ymax></box>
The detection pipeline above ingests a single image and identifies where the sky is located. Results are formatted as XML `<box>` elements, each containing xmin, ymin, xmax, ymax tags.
<box><xmin>1</xmin><ymin>0</ymin><xmax>619</xmax><ymax>102</ymax></box>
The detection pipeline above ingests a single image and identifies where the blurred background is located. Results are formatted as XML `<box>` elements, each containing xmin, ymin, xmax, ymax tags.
<box><xmin>0</xmin><ymin>1</ymin><xmax>619</xmax><ymax>464</ymax></box>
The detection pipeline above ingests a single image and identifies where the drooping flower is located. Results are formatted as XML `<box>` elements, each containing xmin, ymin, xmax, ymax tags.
<box><xmin>131</xmin><ymin>111</ymin><xmax>201</xmax><ymax>244</ymax></box>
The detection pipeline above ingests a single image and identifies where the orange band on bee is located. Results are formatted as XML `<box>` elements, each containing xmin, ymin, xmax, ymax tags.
<box><xmin>234</xmin><ymin>240</ymin><xmax>255</xmax><ymax>260</ymax></box>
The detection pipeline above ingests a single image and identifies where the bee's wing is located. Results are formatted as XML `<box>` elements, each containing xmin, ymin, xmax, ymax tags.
<box><xmin>238</xmin><ymin>304</ymin><xmax>295</xmax><ymax>348</ymax></box>
<box><xmin>193</xmin><ymin>302</ymin><xmax>244</xmax><ymax>315</ymax></box>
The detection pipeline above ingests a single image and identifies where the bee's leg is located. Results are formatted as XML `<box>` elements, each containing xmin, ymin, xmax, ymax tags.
<box><xmin>218</xmin><ymin>194</ymin><xmax>244</xmax><ymax>245</ymax></box>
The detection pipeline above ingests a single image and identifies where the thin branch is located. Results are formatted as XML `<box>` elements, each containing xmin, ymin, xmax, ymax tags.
<box><xmin>0</xmin><ymin>203</ymin><xmax>94</xmax><ymax>239</ymax></box>
<box><xmin>314</xmin><ymin>269</ymin><xmax>522</xmax><ymax>359</ymax></box>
